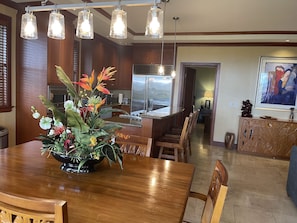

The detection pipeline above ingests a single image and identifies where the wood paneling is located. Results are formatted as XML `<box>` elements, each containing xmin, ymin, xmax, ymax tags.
<box><xmin>47</xmin><ymin>13</ymin><xmax>75</xmax><ymax>83</ymax></box>
<box><xmin>117</xmin><ymin>45</ymin><xmax>132</xmax><ymax>90</ymax></box>
<box><xmin>16</xmin><ymin>11</ymin><xmax>76</xmax><ymax>144</ymax></box>
<box><xmin>132</xmin><ymin>43</ymin><xmax>174</xmax><ymax>65</ymax></box>
<box><xmin>16</xmin><ymin>12</ymin><xmax>48</xmax><ymax>144</ymax></box>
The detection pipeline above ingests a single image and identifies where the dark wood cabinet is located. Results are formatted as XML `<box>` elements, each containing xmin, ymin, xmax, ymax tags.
<box><xmin>237</xmin><ymin>117</ymin><xmax>297</xmax><ymax>159</ymax></box>
<box><xmin>117</xmin><ymin>46</ymin><xmax>132</xmax><ymax>90</ymax></box>
<box><xmin>47</xmin><ymin>14</ymin><xmax>76</xmax><ymax>83</ymax></box>
<box><xmin>132</xmin><ymin>43</ymin><xmax>174</xmax><ymax>65</ymax></box>
<box><xmin>80</xmin><ymin>35</ymin><xmax>134</xmax><ymax>90</ymax></box>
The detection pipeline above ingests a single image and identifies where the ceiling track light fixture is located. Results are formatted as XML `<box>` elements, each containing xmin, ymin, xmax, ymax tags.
<box><xmin>20</xmin><ymin>0</ymin><xmax>163</xmax><ymax>40</ymax></box>
<box><xmin>171</xmin><ymin>16</ymin><xmax>179</xmax><ymax>79</ymax></box>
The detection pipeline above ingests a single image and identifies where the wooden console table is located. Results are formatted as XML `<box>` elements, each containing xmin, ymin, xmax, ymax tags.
<box><xmin>237</xmin><ymin>117</ymin><xmax>297</xmax><ymax>159</ymax></box>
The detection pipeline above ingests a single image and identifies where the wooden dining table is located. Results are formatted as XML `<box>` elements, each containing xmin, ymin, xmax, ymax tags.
<box><xmin>0</xmin><ymin>140</ymin><xmax>195</xmax><ymax>223</ymax></box>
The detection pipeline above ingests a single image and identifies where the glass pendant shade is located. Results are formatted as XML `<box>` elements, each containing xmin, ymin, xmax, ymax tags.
<box><xmin>171</xmin><ymin>70</ymin><xmax>176</xmax><ymax>78</ymax></box>
<box><xmin>76</xmin><ymin>9</ymin><xmax>94</xmax><ymax>39</ymax></box>
<box><xmin>20</xmin><ymin>12</ymin><xmax>38</xmax><ymax>39</ymax></box>
<box><xmin>145</xmin><ymin>5</ymin><xmax>163</xmax><ymax>38</ymax></box>
<box><xmin>158</xmin><ymin>65</ymin><xmax>164</xmax><ymax>75</ymax></box>
<box><xmin>109</xmin><ymin>8</ymin><xmax>127</xmax><ymax>39</ymax></box>
<box><xmin>47</xmin><ymin>11</ymin><xmax>65</xmax><ymax>40</ymax></box>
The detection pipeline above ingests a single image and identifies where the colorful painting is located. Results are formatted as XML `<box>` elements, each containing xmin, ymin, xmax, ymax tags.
<box><xmin>255</xmin><ymin>57</ymin><xmax>297</xmax><ymax>110</ymax></box>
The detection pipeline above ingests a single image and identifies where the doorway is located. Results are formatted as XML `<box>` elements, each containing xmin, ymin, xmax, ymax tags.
<box><xmin>179</xmin><ymin>62</ymin><xmax>220</xmax><ymax>145</ymax></box>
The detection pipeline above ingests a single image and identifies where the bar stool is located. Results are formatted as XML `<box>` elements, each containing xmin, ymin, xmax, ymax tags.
<box><xmin>156</xmin><ymin>116</ymin><xmax>190</xmax><ymax>162</ymax></box>
<box><xmin>167</xmin><ymin>110</ymin><xmax>199</xmax><ymax>155</ymax></box>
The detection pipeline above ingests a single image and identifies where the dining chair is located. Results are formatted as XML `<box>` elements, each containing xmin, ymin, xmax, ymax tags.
<box><xmin>0</xmin><ymin>191</ymin><xmax>68</xmax><ymax>223</ymax></box>
<box><xmin>156</xmin><ymin>116</ymin><xmax>190</xmax><ymax>162</ymax></box>
<box><xmin>183</xmin><ymin>160</ymin><xmax>228</xmax><ymax>223</ymax></box>
<box><xmin>116</xmin><ymin>135</ymin><xmax>153</xmax><ymax>157</ymax></box>
<box><xmin>167</xmin><ymin>109</ymin><xmax>200</xmax><ymax>155</ymax></box>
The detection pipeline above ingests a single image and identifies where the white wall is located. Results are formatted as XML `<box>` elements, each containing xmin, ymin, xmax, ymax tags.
<box><xmin>0</xmin><ymin>5</ymin><xmax>17</xmax><ymax>147</ymax></box>
<box><xmin>174</xmin><ymin>46</ymin><xmax>297</xmax><ymax>143</ymax></box>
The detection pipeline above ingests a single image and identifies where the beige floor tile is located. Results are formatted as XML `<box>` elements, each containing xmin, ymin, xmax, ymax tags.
<box><xmin>183</xmin><ymin>123</ymin><xmax>297</xmax><ymax>223</ymax></box>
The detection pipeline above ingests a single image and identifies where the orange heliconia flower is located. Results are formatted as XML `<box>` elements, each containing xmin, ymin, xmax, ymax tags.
<box><xmin>74</xmin><ymin>71</ymin><xmax>95</xmax><ymax>91</ymax></box>
<box><xmin>74</xmin><ymin>67</ymin><xmax>116</xmax><ymax>95</ymax></box>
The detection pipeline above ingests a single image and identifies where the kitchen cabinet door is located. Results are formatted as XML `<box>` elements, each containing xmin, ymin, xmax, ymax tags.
<box><xmin>47</xmin><ymin>19</ymin><xmax>75</xmax><ymax>83</ymax></box>
<box><xmin>117</xmin><ymin>46</ymin><xmax>132</xmax><ymax>90</ymax></box>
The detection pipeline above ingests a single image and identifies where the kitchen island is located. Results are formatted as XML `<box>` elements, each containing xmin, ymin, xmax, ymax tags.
<box><xmin>104</xmin><ymin>106</ymin><xmax>185</xmax><ymax>157</ymax></box>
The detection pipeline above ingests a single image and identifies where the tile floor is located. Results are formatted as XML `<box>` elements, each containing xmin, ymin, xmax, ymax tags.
<box><xmin>183</xmin><ymin>124</ymin><xmax>297</xmax><ymax>223</ymax></box>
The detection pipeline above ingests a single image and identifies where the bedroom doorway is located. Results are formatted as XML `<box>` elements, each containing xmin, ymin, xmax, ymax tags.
<box><xmin>180</xmin><ymin>62</ymin><xmax>220</xmax><ymax>145</ymax></box>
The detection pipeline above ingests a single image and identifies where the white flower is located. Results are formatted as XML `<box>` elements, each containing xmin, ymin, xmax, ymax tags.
<box><xmin>53</xmin><ymin>118</ymin><xmax>63</xmax><ymax>127</ymax></box>
<box><xmin>32</xmin><ymin>111</ymin><xmax>40</xmax><ymax>119</ymax></box>
<box><xmin>39</xmin><ymin>116</ymin><xmax>52</xmax><ymax>130</ymax></box>
<box><xmin>48</xmin><ymin>129</ymin><xmax>55</xmax><ymax>136</ymax></box>
<box><xmin>64</xmin><ymin>100</ymin><xmax>75</xmax><ymax>111</ymax></box>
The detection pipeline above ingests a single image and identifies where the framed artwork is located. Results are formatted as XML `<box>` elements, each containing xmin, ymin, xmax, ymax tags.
<box><xmin>255</xmin><ymin>56</ymin><xmax>297</xmax><ymax>110</ymax></box>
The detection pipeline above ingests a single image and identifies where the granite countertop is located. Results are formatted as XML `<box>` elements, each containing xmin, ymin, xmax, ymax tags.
<box><xmin>101</xmin><ymin>103</ymin><xmax>130</xmax><ymax>108</ymax></box>
<box><xmin>103</xmin><ymin>106</ymin><xmax>184</xmax><ymax>126</ymax></box>
<box><xmin>140</xmin><ymin>106</ymin><xmax>184</xmax><ymax>119</ymax></box>
<box><xmin>104</xmin><ymin>116</ymin><xmax>142</xmax><ymax>127</ymax></box>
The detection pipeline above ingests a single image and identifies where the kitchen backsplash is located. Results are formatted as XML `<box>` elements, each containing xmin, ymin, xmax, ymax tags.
<box><xmin>110</xmin><ymin>90</ymin><xmax>131</xmax><ymax>104</ymax></box>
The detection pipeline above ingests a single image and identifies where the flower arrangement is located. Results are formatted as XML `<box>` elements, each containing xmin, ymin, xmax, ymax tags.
<box><xmin>31</xmin><ymin>65</ymin><xmax>124</xmax><ymax>171</ymax></box>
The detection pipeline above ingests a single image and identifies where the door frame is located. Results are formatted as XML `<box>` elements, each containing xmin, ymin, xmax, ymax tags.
<box><xmin>178</xmin><ymin>62</ymin><xmax>221</xmax><ymax>145</ymax></box>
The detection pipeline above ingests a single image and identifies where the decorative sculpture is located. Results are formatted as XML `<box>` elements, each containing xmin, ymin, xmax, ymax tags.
<box><xmin>241</xmin><ymin>99</ymin><xmax>253</xmax><ymax>117</ymax></box>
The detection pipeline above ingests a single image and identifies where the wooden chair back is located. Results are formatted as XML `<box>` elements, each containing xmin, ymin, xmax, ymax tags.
<box><xmin>188</xmin><ymin>160</ymin><xmax>228</xmax><ymax>223</ymax></box>
<box><xmin>0</xmin><ymin>191</ymin><xmax>68</xmax><ymax>223</ymax></box>
<box><xmin>116</xmin><ymin>135</ymin><xmax>153</xmax><ymax>157</ymax></box>
<box><xmin>191</xmin><ymin>109</ymin><xmax>199</xmax><ymax>133</ymax></box>
<box><xmin>156</xmin><ymin>116</ymin><xmax>190</xmax><ymax>162</ymax></box>
<box><xmin>180</xmin><ymin>114</ymin><xmax>191</xmax><ymax>147</ymax></box>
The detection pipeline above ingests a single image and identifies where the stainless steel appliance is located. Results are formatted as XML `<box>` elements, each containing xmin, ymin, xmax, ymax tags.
<box><xmin>131</xmin><ymin>64</ymin><xmax>173</xmax><ymax>116</ymax></box>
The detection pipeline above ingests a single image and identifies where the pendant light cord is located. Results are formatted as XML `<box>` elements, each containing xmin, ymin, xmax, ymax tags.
<box><xmin>160</xmin><ymin>1</ymin><xmax>167</xmax><ymax>66</ymax></box>
<box><xmin>173</xmin><ymin>16</ymin><xmax>179</xmax><ymax>70</ymax></box>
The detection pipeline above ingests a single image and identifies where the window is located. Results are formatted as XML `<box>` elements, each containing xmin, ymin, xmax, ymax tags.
<box><xmin>0</xmin><ymin>14</ymin><xmax>11</xmax><ymax>112</ymax></box>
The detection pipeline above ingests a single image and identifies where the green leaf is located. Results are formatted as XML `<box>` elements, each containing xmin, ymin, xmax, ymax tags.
<box><xmin>77</xmin><ymin>159</ymin><xmax>88</xmax><ymax>172</ymax></box>
<box><xmin>55</xmin><ymin>66</ymin><xmax>79</xmax><ymax>102</ymax></box>
<box><xmin>102</xmin><ymin>144</ymin><xmax>116</xmax><ymax>162</ymax></box>
<box><xmin>102</xmin><ymin>122</ymin><xmax>122</xmax><ymax>134</ymax></box>
<box><xmin>39</xmin><ymin>95</ymin><xmax>67</xmax><ymax>124</ymax></box>
<box><xmin>66</xmin><ymin>109</ymin><xmax>89</xmax><ymax>132</ymax></box>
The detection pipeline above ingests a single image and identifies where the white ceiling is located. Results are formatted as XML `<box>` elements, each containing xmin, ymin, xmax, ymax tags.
<box><xmin>12</xmin><ymin>0</ymin><xmax>297</xmax><ymax>45</ymax></box>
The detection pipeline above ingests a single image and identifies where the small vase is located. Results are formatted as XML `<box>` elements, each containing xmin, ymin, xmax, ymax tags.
<box><xmin>51</xmin><ymin>153</ymin><xmax>104</xmax><ymax>173</ymax></box>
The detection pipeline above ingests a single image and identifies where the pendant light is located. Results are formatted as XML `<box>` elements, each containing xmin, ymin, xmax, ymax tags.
<box><xmin>109</xmin><ymin>1</ymin><xmax>127</xmax><ymax>39</ymax></box>
<box><xmin>158</xmin><ymin>0</ymin><xmax>167</xmax><ymax>75</ymax></box>
<box><xmin>47</xmin><ymin>10</ymin><xmax>65</xmax><ymax>40</ymax></box>
<box><xmin>158</xmin><ymin>38</ymin><xmax>164</xmax><ymax>75</ymax></box>
<box><xmin>21</xmin><ymin>0</ymin><xmax>163</xmax><ymax>40</ymax></box>
<box><xmin>76</xmin><ymin>9</ymin><xmax>94</xmax><ymax>39</ymax></box>
<box><xmin>171</xmin><ymin>16</ymin><xmax>179</xmax><ymax>78</ymax></box>
<box><xmin>20</xmin><ymin>11</ymin><xmax>38</xmax><ymax>39</ymax></box>
<box><xmin>145</xmin><ymin>2</ymin><xmax>163</xmax><ymax>38</ymax></box>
